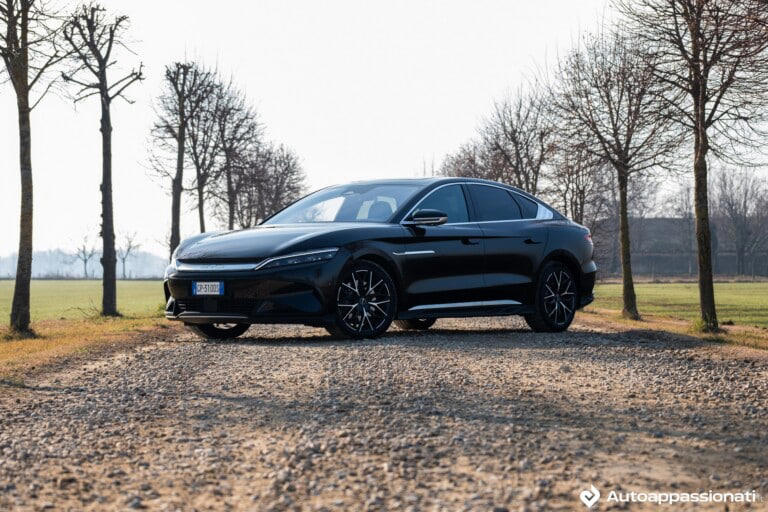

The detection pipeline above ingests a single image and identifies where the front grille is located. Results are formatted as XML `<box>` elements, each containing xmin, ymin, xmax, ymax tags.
<box><xmin>176</xmin><ymin>298</ymin><xmax>260</xmax><ymax>316</ymax></box>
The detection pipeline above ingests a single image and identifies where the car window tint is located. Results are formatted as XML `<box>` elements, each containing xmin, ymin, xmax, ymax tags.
<box><xmin>356</xmin><ymin>196</ymin><xmax>396</xmax><ymax>221</ymax></box>
<box><xmin>415</xmin><ymin>185</ymin><xmax>469</xmax><ymax>223</ymax></box>
<box><xmin>265</xmin><ymin>184</ymin><xmax>420</xmax><ymax>224</ymax></box>
<box><xmin>468</xmin><ymin>185</ymin><xmax>521</xmax><ymax>221</ymax></box>
<box><xmin>298</xmin><ymin>196</ymin><xmax>345</xmax><ymax>222</ymax></box>
<box><xmin>512</xmin><ymin>193</ymin><xmax>539</xmax><ymax>219</ymax></box>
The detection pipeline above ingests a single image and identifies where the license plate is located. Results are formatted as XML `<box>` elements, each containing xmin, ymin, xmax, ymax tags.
<box><xmin>192</xmin><ymin>281</ymin><xmax>224</xmax><ymax>296</ymax></box>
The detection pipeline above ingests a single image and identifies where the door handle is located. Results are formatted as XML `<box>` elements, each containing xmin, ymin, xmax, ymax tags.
<box><xmin>524</xmin><ymin>238</ymin><xmax>541</xmax><ymax>245</ymax></box>
<box><xmin>462</xmin><ymin>238</ymin><xmax>481</xmax><ymax>245</ymax></box>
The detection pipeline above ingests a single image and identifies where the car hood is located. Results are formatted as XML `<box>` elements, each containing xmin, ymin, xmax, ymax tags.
<box><xmin>175</xmin><ymin>223</ymin><xmax>394</xmax><ymax>262</ymax></box>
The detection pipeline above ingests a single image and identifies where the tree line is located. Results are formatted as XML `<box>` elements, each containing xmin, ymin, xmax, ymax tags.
<box><xmin>1</xmin><ymin>1</ymin><xmax>305</xmax><ymax>335</ymax></box>
<box><xmin>440</xmin><ymin>0</ymin><xmax>768</xmax><ymax>332</ymax></box>
<box><xmin>149</xmin><ymin>63</ymin><xmax>305</xmax><ymax>258</ymax></box>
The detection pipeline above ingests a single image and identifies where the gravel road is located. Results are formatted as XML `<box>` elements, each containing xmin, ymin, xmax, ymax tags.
<box><xmin>1</xmin><ymin>316</ymin><xmax>767</xmax><ymax>511</ymax></box>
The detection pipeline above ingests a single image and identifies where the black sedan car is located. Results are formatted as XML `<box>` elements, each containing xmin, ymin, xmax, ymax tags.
<box><xmin>164</xmin><ymin>178</ymin><xmax>596</xmax><ymax>339</ymax></box>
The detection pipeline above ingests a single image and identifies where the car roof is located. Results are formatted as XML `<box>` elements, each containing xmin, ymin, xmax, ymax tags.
<box><xmin>342</xmin><ymin>177</ymin><xmax>566</xmax><ymax>221</ymax></box>
<box><xmin>344</xmin><ymin>176</ymin><xmax>531</xmax><ymax>196</ymax></box>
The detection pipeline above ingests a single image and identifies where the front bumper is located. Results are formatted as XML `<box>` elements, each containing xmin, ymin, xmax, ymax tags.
<box><xmin>164</xmin><ymin>257</ymin><xmax>346</xmax><ymax>326</ymax></box>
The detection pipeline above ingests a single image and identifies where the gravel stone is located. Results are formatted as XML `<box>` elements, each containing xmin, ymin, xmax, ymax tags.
<box><xmin>1</xmin><ymin>316</ymin><xmax>767</xmax><ymax>510</ymax></box>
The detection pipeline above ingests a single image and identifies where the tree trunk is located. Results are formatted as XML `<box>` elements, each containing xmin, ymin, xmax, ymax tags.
<box><xmin>83</xmin><ymin>260</ymin><xmax>88</xmax><ymax>279</ymax></box>
<box><xmin>122</xmin><ymin>259</ymin><xmax>126</xmax><ymax>280</ymax></box>
<box><xmin>10</xmin><ymin>92</ymin><xmax>33</xmax><ymax>333</ymax></box>
<box><xmin>617</xmin><ymin>170</ymin><xmax>640</xmax><ymax>320</ymax></box>
<box><xmin>225</xmin><ymin>162</ymin><xmax>235</xmax><ymax>230</ymax></box>
<box><xmin>692</xmin><ymin>128</ymin><xmax>718</xmax><ymax>331</ymax></box>
<box><xmin>99</xmin><ymin>95</ymin><xmax>118</xmax><ymax>316</ymax></box>
<box><xmin>197</xmin><ymin>182</ymin><xmax>206</xmax><ymax>233</ymax></box>
<box><xmin>169</xmin><ymin>118</ymin><xmax>186</xmax><ymax>259</ymax></box>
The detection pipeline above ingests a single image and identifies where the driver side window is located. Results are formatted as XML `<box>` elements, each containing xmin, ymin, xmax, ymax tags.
<box><xmin>414</xmin><ymin>185</ymin><xmax>469</xmax><ymax>223</ymax></box>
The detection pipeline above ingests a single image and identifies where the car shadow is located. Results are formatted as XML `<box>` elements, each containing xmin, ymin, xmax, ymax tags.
<box><xmin>209</xmin><ymin>322</ymin><xmax>712</xmax><ymax>352</ymax></box>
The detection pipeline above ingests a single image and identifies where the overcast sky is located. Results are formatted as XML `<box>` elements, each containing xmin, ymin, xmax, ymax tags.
<box><xmin>1</xmin><ymin>0</ymin><xmax>609</xmax><ymax>257</ymax></box>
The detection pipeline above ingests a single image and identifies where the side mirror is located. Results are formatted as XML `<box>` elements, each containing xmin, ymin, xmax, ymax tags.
<box><xmin>404</xmin><ymin>209</ymin><xmax>448</xmax><ymax>226</ymax></box>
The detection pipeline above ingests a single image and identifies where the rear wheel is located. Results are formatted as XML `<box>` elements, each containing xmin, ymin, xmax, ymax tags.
<box><xmin>525</xmin><ymin>262</ymin><xmax>578</xmax><ymax>333</ymax></box>
<box><xmin>394</xmin><ymin>318</ymin><xmax>437</xmax><ymax>331</ymax></box>
<box><xmin>330</xmin><ymin>260</ymin><xmax>397</xmax><ymax>339</ymax></box>
<box><xmin>186</xmin><ymin>323</ymin><xmax>250</xmax><ymax>340</ymax></box>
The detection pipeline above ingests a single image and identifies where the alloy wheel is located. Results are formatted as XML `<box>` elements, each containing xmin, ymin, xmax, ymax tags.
<box><xmin>336</xmin><ymin>266</ymin><xmax>393</xmax><ymax>336</ymax></box>
<box><xmin>542</xmin><ymin>269</ymin><xmax>577</xmax><ymax>327</ymax></box>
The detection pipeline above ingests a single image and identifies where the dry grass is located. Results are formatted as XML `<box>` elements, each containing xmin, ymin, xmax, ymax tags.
<box><xmin>0</xmin><ymin>315</ymin><xmax>171</xmax><ymax>380</ymax></box>
<box><xmin>580</xmin><ymin>307</ymin><xmax>768</xmax><ymax>350</ymax></box>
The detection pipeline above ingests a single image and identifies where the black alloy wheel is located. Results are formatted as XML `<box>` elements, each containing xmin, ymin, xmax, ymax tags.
<box><xmin>329</xmin><ymin>260</ymin><xmax>397</xmax><ymax>339</ymax></box>
<box><xmin>186</xmin><ymin>323</ymin><xmax>251</xmax><ymax>340</ymax></box>
<box><xmin>525</xmin><ymin>262</ymin><xmax>578</xmax><ymax>332</ymax></box>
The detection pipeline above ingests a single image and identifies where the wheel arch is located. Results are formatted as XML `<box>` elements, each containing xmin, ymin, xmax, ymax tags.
<box><xmin>352</xmin><ymin>250</ymin><xmax>404</xmax><ymax>308</ymax></box>
<box><xmin>538</xmin><ymin>249</ymin><xmax>583</xmax><ymax>293</ymax></box>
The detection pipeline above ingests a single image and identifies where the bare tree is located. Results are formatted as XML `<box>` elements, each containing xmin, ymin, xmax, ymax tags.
<box><xmin>61</xmin><ymin>3</ymin><xmax>143</xmax><ymax>316</ymax></box>
<box><xmin>72</xmin><ymin>236</ymin><xmax>97</xmax><ymax>279</ymax></box>
<box><xmin>614</xmin><ymin>0</ymin><xmax>768</xmax><ymax>330</ymax></box>
<box><xmin>258</xmin><ymin>144</ymin><xmax>305</xmax><ymax>221</ymax></box>
<box><xmin>551</xmin><ymin>29</ymin><xmax>682</xmax><ymax>319</ymax></box>
<box><xmin>116</xmin><ymin>232</ymin><xmax>140</xmax><ymax>280</ymax></box>
<box><xmin>480</xmin><ymin>87</ymin><xmax>555</xmax><ymax>194</ymax></box>
<box><xmin>440</xmin><ymin>141</ymin><xmax>489</xmax><ymax>179</ymax></box>
<box><xmin>151</xmin><ymin>61</ymin><xmax>216</xmax><ymax>257</ymax></box>
<box><xmin>231</xmin><ymin>144</ymin><xmax>305</xmax><ymax>228</ymax></box>
<box><xmin>186</xmin><ymin>76</ymin><xmax>223</xmax><ymax>233</ymax></box>
<box><xmin>714</xmin><ymin>169</ymin><xmax>768</xmax><ymax>275</ymax></box>
<box><xmin>545</xmin><ymin>140</ymin><xmax>611</xmax><ymax>227</ymax></box>
<box><xmin>1</xmin><ymin>0</ymin><xmax>68</xmax><ymax>333</ymax></box>
<box><xmin>211</xmin><ymin>81</ymin><xmax>261</xmax><ymax>230</ymax></box>
<box><xmin>668</xmin><ymin>182</ymin><xmax>696</xmax><ymax>275</ymax></box>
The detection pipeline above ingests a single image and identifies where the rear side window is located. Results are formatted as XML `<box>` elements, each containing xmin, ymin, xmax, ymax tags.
<box><xmin>512</xmin><ymin>193</ymin><xmax>539</xmax><ymax>219</ymax></box>
<box><xmin>468</xmin><ymin>185</ymin><xmax>522</xmax><ymax>221</ymax></box>
<box><xmin>415</xmin><ymin>184</ymin><xmax>469</xmax><ymax>223</ymax></box>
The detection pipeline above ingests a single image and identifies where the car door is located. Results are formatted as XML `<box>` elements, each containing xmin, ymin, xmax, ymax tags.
<box><xmin>398</xmin><ymin>184</ymin><xmax>487</xmax><ymax>310</ymax></box>
<box><xmin>466</xmin><ymin>184</ymin><xmax>549</xmax><ymax>305</ymax></box>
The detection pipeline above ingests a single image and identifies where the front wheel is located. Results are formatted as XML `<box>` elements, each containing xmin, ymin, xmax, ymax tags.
<box><xmin>330</xmin><ymin>260</ymin><xmax>397</xmax><ymax>339</ymax></box>
<box><xmin>525</xmin><ymin>262</ymin><xmax>578</xmax><ymax>333</ymax></box>
<box><xmin>186</xmin><ymin>323</ymin><xmax>250</xmax><ymax>340</ymax></box>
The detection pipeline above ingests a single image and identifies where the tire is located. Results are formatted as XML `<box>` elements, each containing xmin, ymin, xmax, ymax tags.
<box><xmin>394</xmin><ymin>318</ymin><xmax>436</xmax><ymax>331</ymax></box>
<box><xmin>324</xmin><ymin>324</ymin><xmax>346</xmax><ymax>339</ymax></box>
<box><xmin>186</xmin><ymin>323</ymin><xmax>250</xmax><ymax>340</ymax></box>
<box><xmin>330</xmin><ymin>260</ymin><xmax>397</xmax><ymax>339</ymax></box>
<box><xmin>525</xmin><ymin>261</ymin><xmax>578</xmax><ymax>333</ymax></box>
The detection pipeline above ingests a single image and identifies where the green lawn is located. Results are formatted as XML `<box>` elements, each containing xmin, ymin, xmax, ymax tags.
<box><xmin>0</xmin><ymin>279</ymin><xmax>765</xmax><ymax>329</ymax></box>
<box><xmin>593</xmin><ymin>282</ymin><xmax>768</xmax><ymax>328</ymax></box>
<box><xmin>0</xmin><ymin>280</ymin><xmax>163</xmax><ymax>322</ymax></box>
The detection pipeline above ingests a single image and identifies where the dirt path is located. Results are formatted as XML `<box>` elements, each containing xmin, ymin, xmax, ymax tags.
<box><xmin>1</xmin><ymin>317</ymin><xmax>766</xmax><ymax>511</ymax></box>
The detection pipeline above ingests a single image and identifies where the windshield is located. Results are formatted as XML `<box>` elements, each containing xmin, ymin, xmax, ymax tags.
<box><xmin>263</xmin><ymin>183</ymin><xmax>422</xmax><ymax>224</ymax></box>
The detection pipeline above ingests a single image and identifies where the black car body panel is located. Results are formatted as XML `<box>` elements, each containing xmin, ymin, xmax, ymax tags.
<box><xmin>164</xmin><ymin>177</ymin><xmax>596</xmax><ymax>326</ymax></box>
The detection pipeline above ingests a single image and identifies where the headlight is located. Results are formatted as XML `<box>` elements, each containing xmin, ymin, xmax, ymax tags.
<box><xmin>164</xmin><ymin>259</ymin><xmax>177</xmax><ymax>279</ymax></box>
<box><xmin>257</xmin><ymin>248</ymin><xmax>339</xmax><ymax>270</ymax></box>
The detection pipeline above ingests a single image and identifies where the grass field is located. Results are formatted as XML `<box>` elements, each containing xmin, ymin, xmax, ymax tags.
<box><xmin>592</xmin><ymin>282</ymin><xmax>768</xmax><ymax>328</ymax></box>
<box><xmin>0</xmin><ymin>280</ymin><xmax>167</xmax><ymax>377</ymax></box>
<box><xmin>0</xmin><ymin>280</ymin><xmax>163</xmax><ymax>322</ymax></box>
<box><xmin>1</xmin><ymin>280</ymin><xmax>766</xmax><ymax>327</ymax></box>
<box><xmin>0</xmin><ymin>280</ymin><xmax>766</xmax><ymax>378</ymax></box>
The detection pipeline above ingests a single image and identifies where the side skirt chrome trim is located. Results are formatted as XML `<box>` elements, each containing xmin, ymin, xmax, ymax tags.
<box><xmin>392</xmin><ymin>250</ymin><xmax>436</xmax><ymax>256</ymax></box>
<box><xmin>409</xmin><ymin>299</ymin><xmax>521</xmax><ymax>311</ymax></box>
